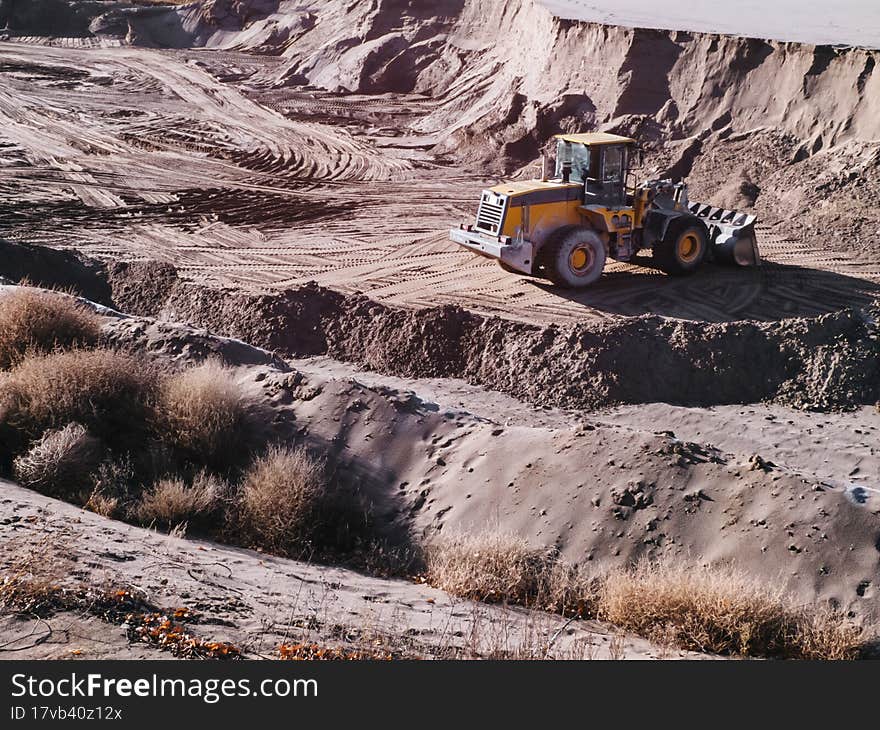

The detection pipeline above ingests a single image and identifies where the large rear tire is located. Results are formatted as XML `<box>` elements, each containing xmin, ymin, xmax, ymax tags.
<box><xmin>541</xmin><ymin>226</ymin><xmax>606</xmax><ymax>288</ymax></box>
<box><xmin>654</xmin><ymin>218</ymin><xmax>708</xmax><ymax>276</ymax></box>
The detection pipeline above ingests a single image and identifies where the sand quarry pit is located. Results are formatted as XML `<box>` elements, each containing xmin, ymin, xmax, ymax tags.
<box><xmin>0</xmin><ymin>285</ymin><xmax>877</xmax><ymax>660</ymax></box>
<box><xmin>1</xmin><ymin>0</ymin><xmax>880</xmax><ymax>659</ymax></box>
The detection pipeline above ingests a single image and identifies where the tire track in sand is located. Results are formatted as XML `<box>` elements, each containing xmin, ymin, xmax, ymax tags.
<box><xmin>0</xmin><ymin>43</ymin><xmax>877</xmax><ymax>325</ymax></box>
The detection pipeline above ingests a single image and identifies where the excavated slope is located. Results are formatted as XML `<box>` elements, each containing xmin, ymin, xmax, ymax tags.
<box><xmin>15</xmin><ymin>0</ymin><xmax>880</xmax><ymax>257</ymax></box>
<box><xmin>2</xmin><ymin>239</ymin><xmax>877</xmax><ymax>411</ymax></box>
<box><xmin>251</xmin><ymin>0</ymin><xmax>880</xmax><ymax>165</ymax></box>
<box><xmin>245</xmin><ymin>1</ymin><xmax>870</xmax><ymax>155</ymax></box>
<box><xmin>104</xmin><ymin>263</ymin><xmax>880</xmax><ymax>412</ymax></box>
<box><xmin>15</xmin><ymin>1</ymin><xmax>880</xmax><ymax>156</ymax></box>
<box><xmin>540</xmin><ymin>0</ymin><xmax>880</xmax><ymax>48</ymax></box>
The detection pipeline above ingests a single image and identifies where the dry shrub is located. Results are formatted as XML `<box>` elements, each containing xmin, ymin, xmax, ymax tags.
<box><xmin>423</xmin><ymin>533</ymin><xmax>595</xmax><ymax>614</ymax></box>
<box><xmin>89</xmin><ymin>456</ymin><xmax>137</xmax><ymax>506</ymax></box>
<box><xmin>157</xmin><ymin>361</ymin><xmax>261</xmax><ymax>468</ymax></box>
<box><xmin>0</xmin><ymin>349</ymin><xmax>158</xmax><ymax>447</ymax></box>
<box><xmin>423</xmin><ymin>534</ymin><xmax>866</xmax><ymax>659</ymax></box>
<box><xmin>423</xmin><ymin>532</ymin><xmax>549</xmax><ymax>604</ymax></box>
<box><xmin>598</xmin><ymin>561</ymin><xmax>864</xmax><ymax>660</ymax></box>
<box><xmin>135</xmin><ymin>472</ymin><xmax>225</xmax><ymax>529</ymax></box>
<box><xmin>0</xmin><ymin>573</ymin><xmax>63</xmax><ymax>618</ymax></box>
<box><xmin>236</xmin><ymin>445</ymin><xmax>325</xmax><ymax>554</ymax></box>
<box><xmin>360</xmin><ymin>541</ymin><xmax>421</xmax><ymax>579</ymax></box>
<box><xmin>12</xmin><ymin>422</ymin><xmax>102</xmax><ymax>498</ymax></box>
<box><xmin>0</xmin><ymin>288</ymin><xmax>100</xmax><ymax>369</ymax></box>
<box><xmin>83</xmin><ymin>488</ymin><xmax>119</xmax><ymax>519</ymax></box>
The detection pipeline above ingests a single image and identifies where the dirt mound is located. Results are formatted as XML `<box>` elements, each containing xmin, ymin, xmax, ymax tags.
<box><xmin>0</xmin><ymin>239</ymin><xmax>111</xmax><ymax>304</ymax></box>
<box><xmin>84</xmin><ymin>302</ymin><xmax>880</xmax><ymax>621</ymax></box>
<box><xmin>103</xmin><ymin>260</ymin><xmax>879</xmax><ymax>411</ymax></box>
<box><xmin>2</xmin><ymin>287</ymin><xmax>871</xmax><ymax>624</ymax></box>
<box><xmin>226</xmin><ymin>361</ymin><xmax>880</xmax><ymax>622</ymax></box>
<box><xmin>4</xmin><ymin>241</ymin><xmax>875</xmax><ymax>411</ymax></box>
<box><xmin>101</xmin><ymin>313</ymin><xmax>291</xmax><ymax>369</ymax></box>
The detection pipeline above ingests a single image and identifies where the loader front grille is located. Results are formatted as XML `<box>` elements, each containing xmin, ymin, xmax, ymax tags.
<box><xmin>474</xmin><ymin>193</ymin><xmax>507</xmax><ymax>235</ymax></box>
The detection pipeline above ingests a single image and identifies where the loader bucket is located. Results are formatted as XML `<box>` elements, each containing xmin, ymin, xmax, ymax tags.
<box><xmin>688</xmin><ymin>202</ymin><xmax>761</xmax><ymax>266</ymax></box>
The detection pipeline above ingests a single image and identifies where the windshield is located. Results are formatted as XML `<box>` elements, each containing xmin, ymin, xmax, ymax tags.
<box><xmin>555</xmin><ymin>140</ymin><xmax>591</xmax><ymax>183</ymax></box>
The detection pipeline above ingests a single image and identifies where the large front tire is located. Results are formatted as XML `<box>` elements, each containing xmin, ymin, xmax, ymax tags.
<box><xmin>542</xmin><ymin>226</ymin><xmax>607</xmax><ymax>288</ymax></box>
<box><xmin>655</xmin><ymin>218</ymin><xmax>708</xmax><ymax>276</ymax></box>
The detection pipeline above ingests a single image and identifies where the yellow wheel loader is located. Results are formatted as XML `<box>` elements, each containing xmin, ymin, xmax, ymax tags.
<box><xmin>450</xmin><ymin>132</ymin><xmax>760</xmax><ymax>288</ymax></box>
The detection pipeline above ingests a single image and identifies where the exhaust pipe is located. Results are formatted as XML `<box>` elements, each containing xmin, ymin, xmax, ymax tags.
<box><xmin>688</xmin><ymin>202</ymin><xmax>761</xmax><ymax>266</ymax></box>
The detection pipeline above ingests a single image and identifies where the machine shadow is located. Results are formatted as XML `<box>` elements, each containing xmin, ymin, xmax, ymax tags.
<box><xmin>528</xmin><ymin>260</ymin><xmax>880</xmax><ymax>322</ymax></box>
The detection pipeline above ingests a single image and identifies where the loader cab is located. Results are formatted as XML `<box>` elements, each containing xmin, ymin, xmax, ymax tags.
<box><xmin>553</xmin><ymin>132</ymin><xmax>636</xmax><ymax>208</ymax></box>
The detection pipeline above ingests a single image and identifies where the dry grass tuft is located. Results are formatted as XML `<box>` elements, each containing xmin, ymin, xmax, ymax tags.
<box><xmin>423</xmin><ymin>534</ymin><xmax>865</xmax><ymax>659</ymax></box>
<box><xmin>598</xmin><ymin>561</ymin><xmax>864</xmax><ymax>660</ymax></box>
<box><xmin>359</xmin><ymin>541</ymin><xmax>421</xmax><ymax>579</ymax></box>
<box><xmin>423</xmin><ymin>533</ymin><xmax>595</xmax><ymax>615</ymax></box>
<box><xmin>12</xmin><ymin>422</ymin><xmax>102</xmax><ymax>498</ymax></box>
<box><xmin>0</xmin><ymin>349</ymin><xmax>158</xmax><ymax>446</ymax></box>
<box><xmin>88</xmin><ymin>457</ymin><xmax>136</xmax><ymax>508</ymax></box>
<box><xmin>236</xmin><ymin>445</ymin><xmax>326</xmax><ymax>554</ymax></box>
<box><xmin>84</xmin><ymin>488</ymin><xmax>120</xmax><ymax>519</ymax></box>
<box><xmin>135</xmin><ymin>471</ymin><xmax>225</xmax><ymax>529</ymax></box>
<box><xmin>0</xmin><ymin>573</ymin><xmax>61</xmax><ymax>618</ymax></box>
<box><xmin>157</xmin><ymin>361</ymin><xmax>261</xmax><ymax>468</ymax></box>
<box><xmin>0</xmin><ymin>288</ymin><xmax>100</xmax><ymax>369</ymax></box>
<box><xmin>423</xmin><ymin>532</ymin><xmax>550</xmax><ymax>604</ymax></box>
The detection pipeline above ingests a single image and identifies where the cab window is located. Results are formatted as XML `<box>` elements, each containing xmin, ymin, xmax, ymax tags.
<box><xmin>603</xmin><ymin>145</ymin><xmax>624</xmax><ymax>184</ymax></box>
<box><xmin>555</xmin><ymin>141</ymin><xmax>591</xmax><ymax>184</ymax></box>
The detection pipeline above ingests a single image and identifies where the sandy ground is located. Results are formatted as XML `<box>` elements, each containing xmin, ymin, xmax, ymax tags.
<box><xmin>0</xmin><ymin>42</ymin><xmax>877</xmax><ymax>326</ymax></box>
<box><xmin>90</xmin><ymin>306</ymin><xmax>880</xmax><ymax>622</ymax></box>
<box><xmin>0</xmin><ymin>480</ymin><xmax>698</xmax><ymax>660</ymax></box>
<box><xmin>275</xmin><ymin>358</ymin><xmax>880</xmax><ymax>619</ymax></box>
<box><xmin>1</xmin><ymin>300</ymin><xmax>877</xmax><ymax>662</ymax></box>
<box><xmin>599</xmin><ymin>404</ymin><xmax>880</xmax><ymax>492</ymax></box>
<box><xmin>296</xmin><ymin>354</ymin><xmax>880</xmax><ymax>495</ymax></box>
<box><xmin>0</xmin><ymin>288</ymin><xmax>877</xmax><ymax>659</ymax></box>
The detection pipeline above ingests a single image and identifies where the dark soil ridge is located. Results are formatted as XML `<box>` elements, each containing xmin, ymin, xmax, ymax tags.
<box><xmin>2</xmin><ymin>238</ymin><xmax>877</xmax><ymax>411</ymax></box>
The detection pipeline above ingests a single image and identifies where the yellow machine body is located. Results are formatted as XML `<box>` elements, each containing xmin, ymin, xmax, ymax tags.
<box><xmin>487</xmin><ymin>180</ymin><xmax>585</xmax><ymax>241</ymax></box>
<box><xmin>449</xmin><ymin>132</ymin><xmax>759</xmax><ymax>286</ymax></box>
